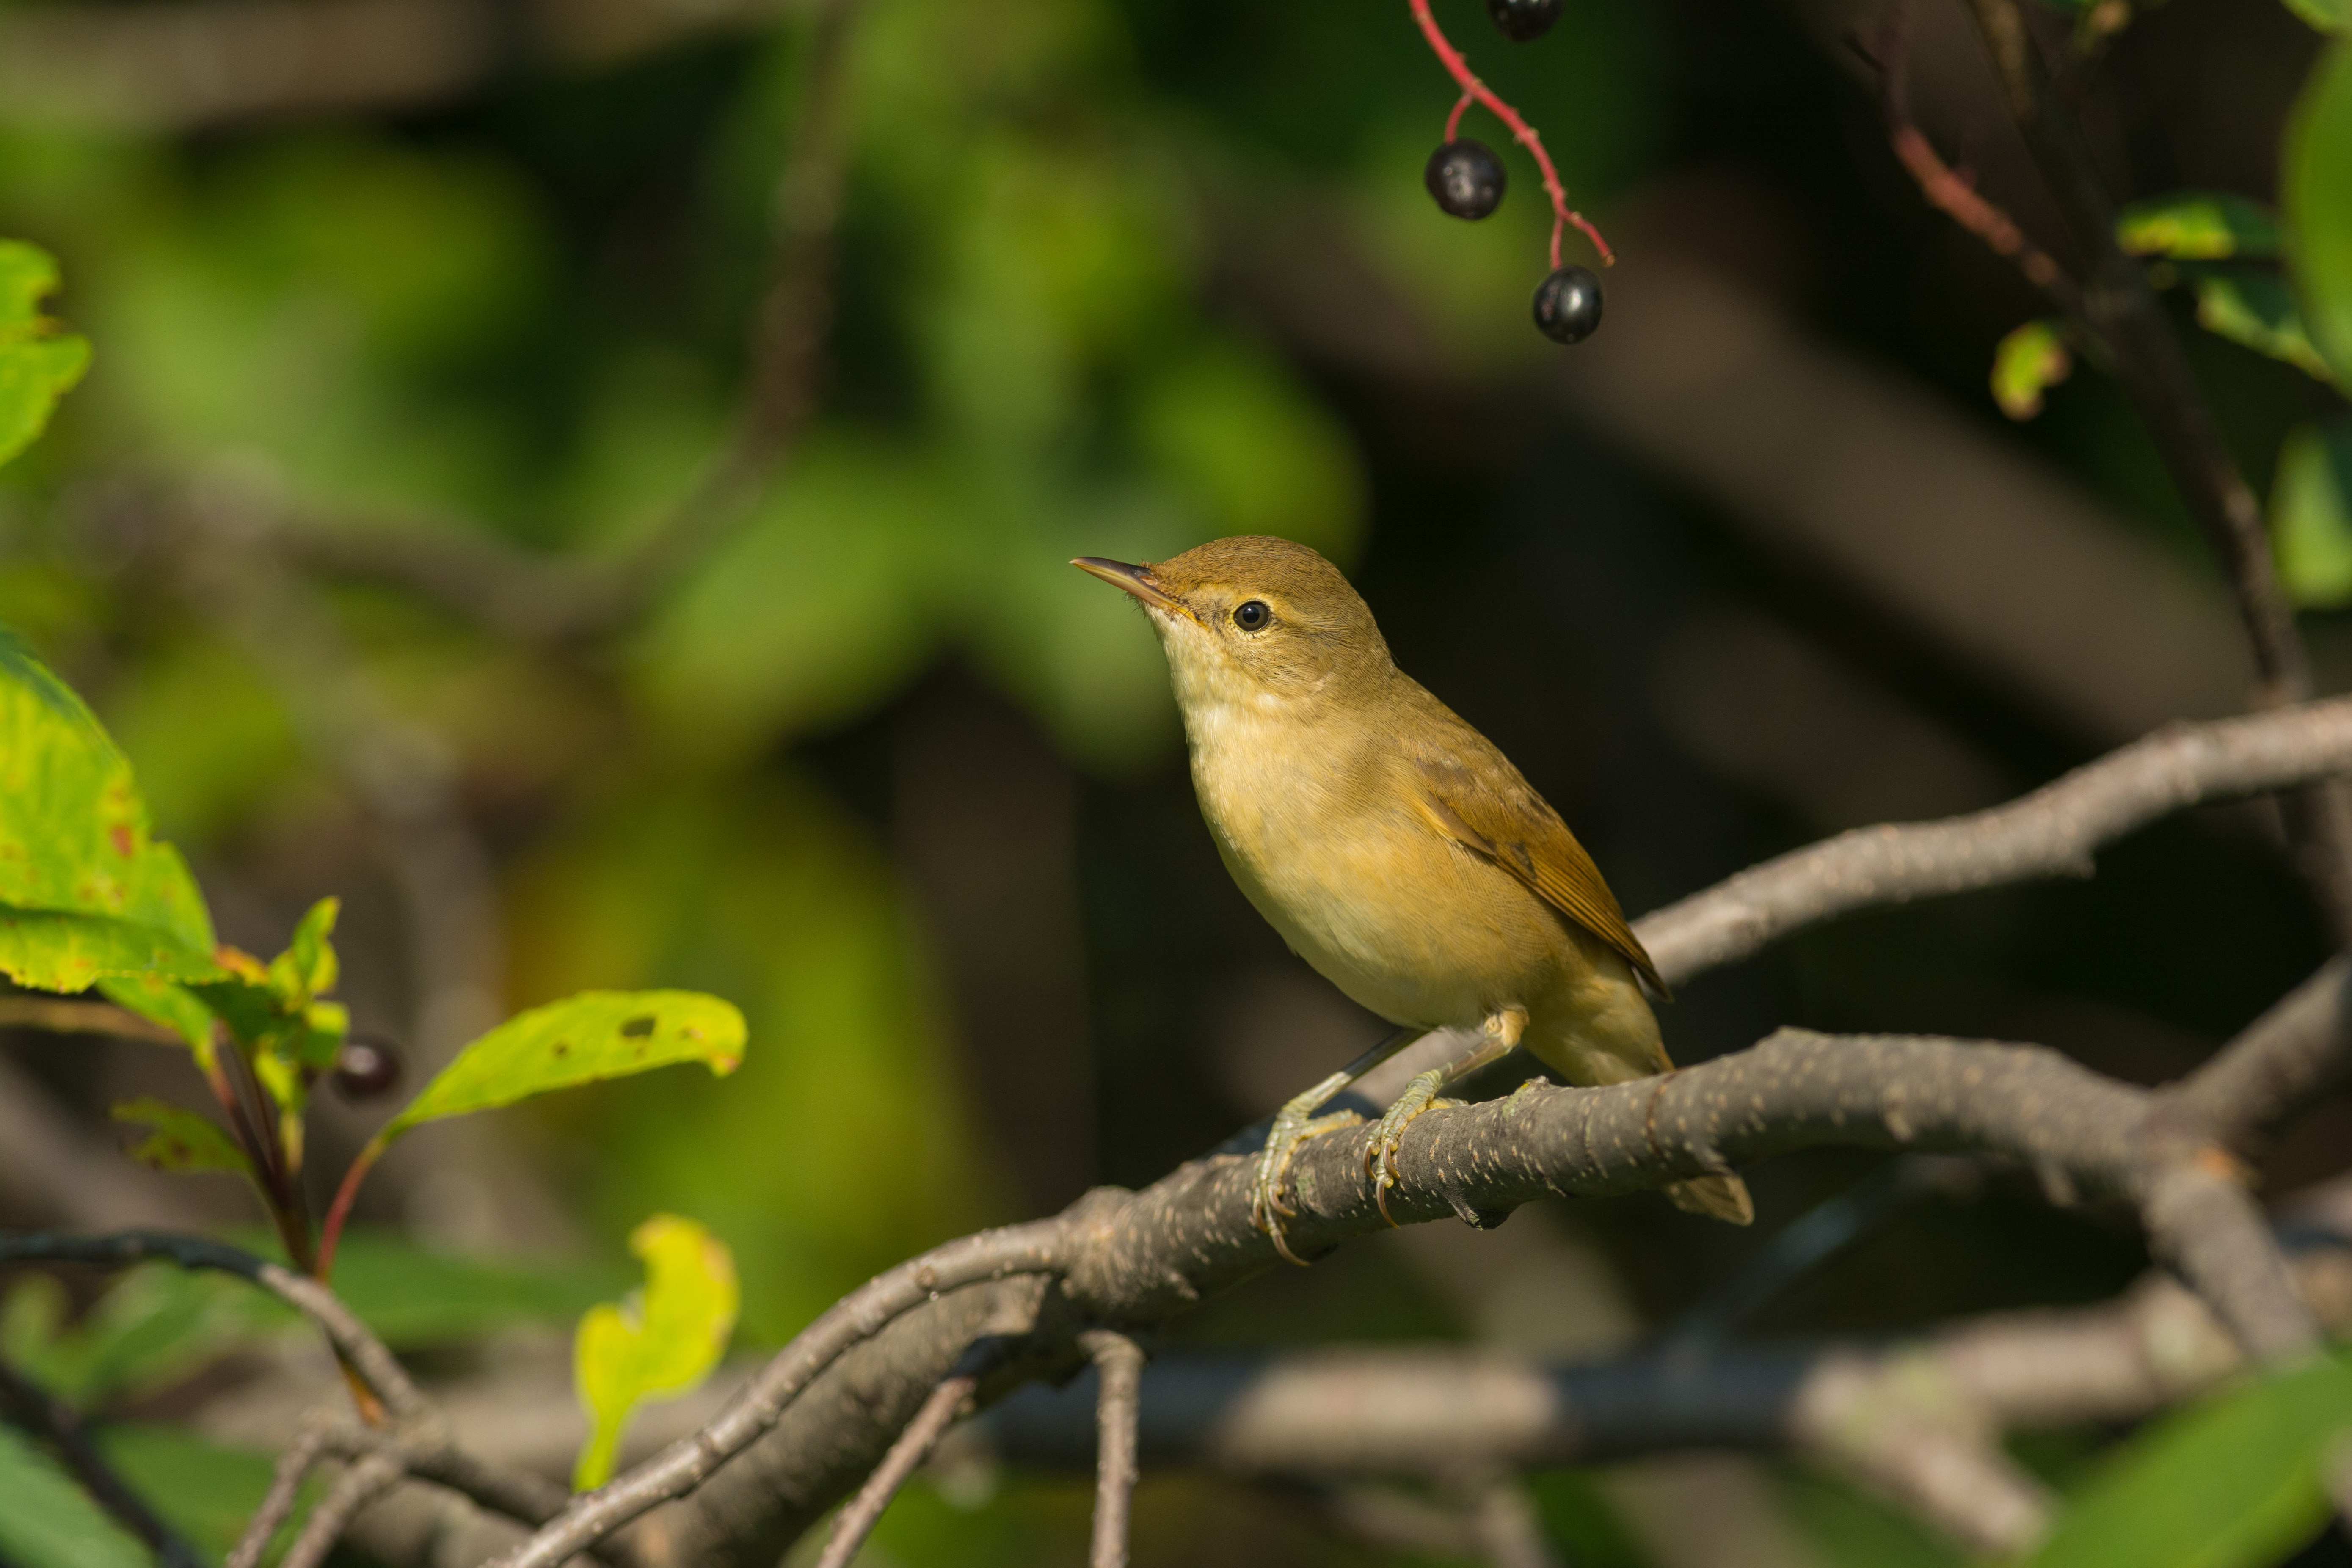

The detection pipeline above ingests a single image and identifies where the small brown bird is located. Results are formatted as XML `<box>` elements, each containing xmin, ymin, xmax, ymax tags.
<box><xmin>1075</xmin><ymin>536</ymin><xmax>1751</xmax><ymax>1258</ymax></box>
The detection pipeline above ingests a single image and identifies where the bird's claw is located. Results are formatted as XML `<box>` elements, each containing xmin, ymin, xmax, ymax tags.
<box><xmin>1252</xmin><ymin>1103</ymin><xmax>1361</xmax><ymax>1265</ymax></box>
<box><xmin>1366</xmin><ymin>1068</ymin><xmax>1456</xmax><ymax>1227</ymax></box>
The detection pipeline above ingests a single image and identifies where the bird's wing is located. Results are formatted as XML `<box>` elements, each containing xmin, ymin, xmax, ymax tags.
<box><xmin>1407</xmin><ymin>731</ymin><xmax>1668</xmax><ymax>998</ymax></box>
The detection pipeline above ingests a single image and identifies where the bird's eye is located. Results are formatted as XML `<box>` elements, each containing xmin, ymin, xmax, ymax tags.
<box><xmin>1233</xmin><ymin>600</ymin><xmax>1270</xmax><ymax>631</ymax></box>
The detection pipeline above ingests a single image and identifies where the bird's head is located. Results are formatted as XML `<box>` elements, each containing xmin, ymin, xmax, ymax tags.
<box><xmin>1072</xmin><ymin>535</ymin><xmax>1393</xmax><ymax>715</ymax></box>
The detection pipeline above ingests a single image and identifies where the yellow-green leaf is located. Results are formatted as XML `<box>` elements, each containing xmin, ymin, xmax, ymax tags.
<box><xmin>1991</xmin><ymin>319</ymin><xmax>2074</xmax><ymax>419</ymax></box>
<box><xmin>2192</xmin><ymin>270</ymin><xmax>2338</xmax><ymax>383</ymax></box>
<box><xmin>0</xmin><ymin>635</ymin><xmax>216</xmax><ymax>964</ymax></box>
<box><xmin>97</xmin><ymin>976</ymin><xmax>217</xmax><ymax>1057</ymax></box>
<box><xmin>268</xmin><ymin>897</ymin><xmax>339</xmax><ymax>1004</ymax></box>
<box><xmin>384</xmin><ymin>991</ymin><xmax>746</xmax><ymax>1139</ymax></box>
<box><xmin>0</xmin><ymin>241</ymin><xmax>90</xmax><ymax>473</ymax></box>
<box><xmin>2118</xmin><ymin>193</ymin><xmax>2281</xmax><ymax>260</ymax></box>
<box><xmin>571</xmin><ymin>1215</ymin><xmax>739</xmax><ymax>1491</ymax></box>
<box><xmin>2028</xmin><ymin>1353</ymin><xmax>2352</xmax><ymax>1568</ymax></box>
<box><xmin>110</xmin><ymin>1098</ymin><xmax>254</xmax><ymax>1180</ymax></box>
<box><xmin>2275</xmin><ymin>419</ymin><xmax>2352</xmax><ymax>607</ymax></box>
<box><xmin>0</xmin><ymin>911</ymin><xmax>223</xmax><ymax>995</ymax></box>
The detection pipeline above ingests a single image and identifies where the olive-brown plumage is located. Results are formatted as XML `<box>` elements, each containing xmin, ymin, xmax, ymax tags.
<box><xmin>1074</xmin><ymin>536</ymin><xmax>1751</xmax><ymax>1238</ymax></box>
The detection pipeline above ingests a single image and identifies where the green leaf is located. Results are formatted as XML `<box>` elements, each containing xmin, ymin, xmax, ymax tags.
<box><xmin>111</xmin><ymin>1096</ymin><xmax>255</xmax><ymax>1179</ymax></box>
<box><xmin>2286</xmin><ymin>41</ymin><xmax>2352</xmax><ymax>380</ymax></box>
<box><xmin>2282</xmin><ymin>0</ymin><xmax>2347</xmax><ymax>33</ymax></box>
<box><xmin>2118</xmin><ymin>194</ymin><xmax>2282</xmax><ymax>260</ymax></box>
<box><xmin>2274</xmin><ymin>419</ymin><xmax>2352</xmax><ymax>607</ymax></box>
<box><xmin>0</xmin><ymin>909</ymin><xmax>225</xmax><ymax>995</ymax></box>
<box><xmin>0</xmin><ymin>1425</ymin><xmax>148</xmax><ymax>1568</ymax></box>
<box><xmin>2190</xmin><ymin>269</ymin><xmax>2339</xmax><ymax>383</ymax></box>
<box><xmin>572</xmin><ymin>1215</ymin><xmax>739</xmax><ymax>1490</ymax></box>
<box><xmin>1991</xmin><ymin>319</ymin><xmax>2075</xmax><ymax>419</ymax></box>
<box><xmin>1</xmin><ymin>1267</ymin><xmax>280</xmax><ymax>1407</ymax></box>
<box><xmin>383</xmin><ymin>990</ymin><xmax>747</xmax><ymax>1140</ymax></box>
<box><xmin>268</xmin><ymin>896</ymin><xmax>339</xmax><ymax>1003</ymax></box>
<box><xmin>313</xmin><ymin>1228</ymin><xmax>617</xmax><ymax>1348</ymax></box>
<box><xmin>0</xmin><ymin>638</ymin><xmax>217</xmax><ymax>973</ymax></box>
<box><xmin>2027</xmin><ymin>1354</ymin><xmax>2352</xmax><ymax>1568</ymax></box>
<box><xmin>0</xmin><ymin>241</ymin><xmax>91</xmax><ymax>472</ymax></box>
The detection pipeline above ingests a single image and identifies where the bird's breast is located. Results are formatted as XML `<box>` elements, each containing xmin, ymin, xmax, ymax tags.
<box><xmin>1184</xmin><ymin>698</ymin><xmax>1563</xmax><ymax>1029</ymax></box>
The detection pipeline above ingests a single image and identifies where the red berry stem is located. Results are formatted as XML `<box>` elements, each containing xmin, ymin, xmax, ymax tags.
<box><xmin>1408</xmin><ymin>0</ymin><xmax>1613</xmax><ymax>269</ymax></box>
<box><xmin>1445</xmin><ymin>91</ymin><xmax>1473</xmax><ymax>142</ymax></box>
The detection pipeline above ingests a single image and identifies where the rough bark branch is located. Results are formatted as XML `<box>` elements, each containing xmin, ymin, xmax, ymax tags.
<box><xmin>1079</xmin><ymin>1328</ymin><xmax>1145</xmax><ymax>1568</ymax></box>
<box><xmin>809</xmin><ymin>1344</ymin><xmax>994</xmax><ymax>1568</ymax></box>
<box><xmin>1635</xmin><ymin>697</ymin><xmax>2352</xmax><ymax>986</ymax></box>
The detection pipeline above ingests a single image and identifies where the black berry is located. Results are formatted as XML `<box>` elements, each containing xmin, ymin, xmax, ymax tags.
<box><xmin>1424</xmin><ymin>140</ymin><xmax>1506</xmax><ymax>220</ymax></box>
<box><xmin>332</xmin><ymin>1036</ymin><xmax>401</xmax><ymax>1100</ymax></box>
<box><xmin>1532</xmin><ymin>265</ymin><xmax>1603</xmax><ymax>344</ymax></box>
<box><xmin>1486</xmin><ymin>0</ymin><xmax>1563</xmax><ymax>41</ymax></box>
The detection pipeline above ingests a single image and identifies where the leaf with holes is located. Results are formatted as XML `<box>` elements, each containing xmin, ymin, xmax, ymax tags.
<box><xmin>0</xmin><ymin>241</ymin><xmax>89</xmax><ymax>473</ymax></box>
<box><xmin>385</xmin><ymin>991</ymin><xmax>746</xmax><ymax>1138</ymax></box>
<box><xmin>572</xmin><ymin>1215</ymin><xmax>739</xmax><ymax>1490</ymax></box>
<box><xmin>2118</xmin><ymin>193</ymin><xmax>2280</xmax><ymax>260</ymax></box>
<box><xmin>1991</xmin><ymin>319</ymin><xmax>2074</xmax><ymax>419</ymax></box>
<box><xmin>110</xmin><ymin>1098</ymin><xmax>254</xmax><ymax>1180</ymax></box>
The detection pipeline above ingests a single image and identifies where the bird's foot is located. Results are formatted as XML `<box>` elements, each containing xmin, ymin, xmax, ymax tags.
<box><xmin>1367</xmin><ymin>1069</ymin><xmax>1464</xmax><ymax>1226</ymax></box>
<box><xmin>1252</xmin><ymin>1086</ymin><xmax>1363</xmax><ymax>1265</ymax></box>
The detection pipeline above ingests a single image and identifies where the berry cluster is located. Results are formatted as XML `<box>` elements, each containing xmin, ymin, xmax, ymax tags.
<box><xmin>1411</xmin><ymin>0</ymin><xmax>1609</xmax><ymax>344</ymax></box>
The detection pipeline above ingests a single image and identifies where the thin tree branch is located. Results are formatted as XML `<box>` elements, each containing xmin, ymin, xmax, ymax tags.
<box><xmin>1873</xmin><ymin>0</ymin><xmax>2079</xmax><ymax>312</ymax></box>
<box><xmin>493</xmin><ymin>1218</ymin><xmax>1070</xmax><ymax>1568</ymax></box>
<box><xmin>2166</xmin><ymin>956</ymin><xmax>2352</xmax><ymax>1152</ymax></box>
<box><xmin>1953</xmin><ymin>0</ymin><xmax>2352</xmax><ymax>934</ymax></box>
<box><xmin>0</xmin><ymin>1355</ymin><xmax>206</xmax><ymax>1568</ymax></box>
<box><xmin>0</xmin><ymin>0</ymin><xmax>790</xmax><ymax>131</ymax></box>
<box><xmin>811</xmin><ymin>1340</ymin><xmax>1001</xmax><ymax>1568</ymax></box>
<box><xmin>0</xmin><ymin>996</ymin><xmax>184</xmax><ymax>1045</ymax></box>
<box><xmin>1636</xmin><ymin>696</ymin><xmax>2352</xmax><ymax>986</ymax></box>
<box><xmin>226</xmin><ymin>1417</ymin><xmax>342</xmax><ymax>1568</ymax></box>
<box><xmin>0</xmin><ymin>1231</ymin><xmax>423</xmax><ymax>1418</ymax></box>
<box><xmin>279</xmin><ymin>1448</ymin><xmax>405</xmax><ymax>1568</ymax></box>
<box><xmin>1078</xmin><ymin>1329</ymin><xmax>1145</xmax><ymax>1568</ymax></box>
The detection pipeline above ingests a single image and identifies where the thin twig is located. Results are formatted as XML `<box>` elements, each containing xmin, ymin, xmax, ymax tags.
<box><xmin>278</xmin><ymin>1449</ymin><xmax>405</xmax><ymax>1568</ymax></box>
<box><xmin>813</xmin><ymin>1340</ymin><xmax>1003</xmax><ymax>1568</ymax></box>
<box><xmin>1637</xmin><ymin>696</ymin><xmax>2352</xmax><ymax>985</ymax></box>
<box><xmin>1874</xmin><ymin>0</ymin><xmax>2078</xmax><ymax>311</ymax></box>
<box><xmin>490</xmin><ymin>1218</ymin><xmax>1070</xmax><ymax>1568</ymax></box>
<box><xmin>0</xmin><ymin>1232</ymin><xmax>425</xmax><ymax>1417</ymax></box>
<box><xmin>226</xmin><ymin>1417</ymin><xmax>344</xmax><ymax>1568</ymax></box>
<box><xmin>1955</xmin><ymin>0</ymin><xmax>2352</xmax><ymax>935</ymax></box>
<box><xmin>1405</xmin><ymin>0</ymin><xmax>1611</xmax><ymax>268</ymax></box>
<box><xmin>1078</xmin><ymin>1329</ymin><xmax>1145</xmax><ymax>1568</ymax></box>
<box><xmin>0</xmin><ymin>1355</ymin><xmax>206</xmax><ymax>1568</ymax></box>
<box><xmin>0</xmin><ymin>996</ymin><xmax>184</xmax><ymax>1045</ymax></box>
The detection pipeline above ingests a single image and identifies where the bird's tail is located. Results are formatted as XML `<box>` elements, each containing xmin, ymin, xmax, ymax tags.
<box><xmin>1666</xmin><ymin>1173</ymin><xmax>1754</xmax><ymax>1226</ymax></box>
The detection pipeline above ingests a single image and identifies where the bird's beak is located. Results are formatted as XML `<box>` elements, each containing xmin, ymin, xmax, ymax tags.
<box><xmin>1070</xmin><ymin>557</ymin><xmax>1190</xmax><ymax>619</ymax></box>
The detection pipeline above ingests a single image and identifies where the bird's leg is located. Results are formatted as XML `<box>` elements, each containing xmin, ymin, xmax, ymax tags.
<box><xmin>1252</xmin><ymin>1025</ymin><xmax>1420</xmax><ymax>1265</ymax></box>
<box><xmin>1368</xmin><ymin>1006</ymin><xmax>1527</xmax><ymax>1227</ymax></box>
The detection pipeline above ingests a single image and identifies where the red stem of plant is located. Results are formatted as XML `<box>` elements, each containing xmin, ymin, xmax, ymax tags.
<box><xmin>314</xmin><ymin>1137</ymin><xmax>384</xmax><ymax>1282</ymax></box>
<box><xmin>1409</xmin><ymin>0</ymin><xmax>1613</xmax><ymax>268</ymax></box>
